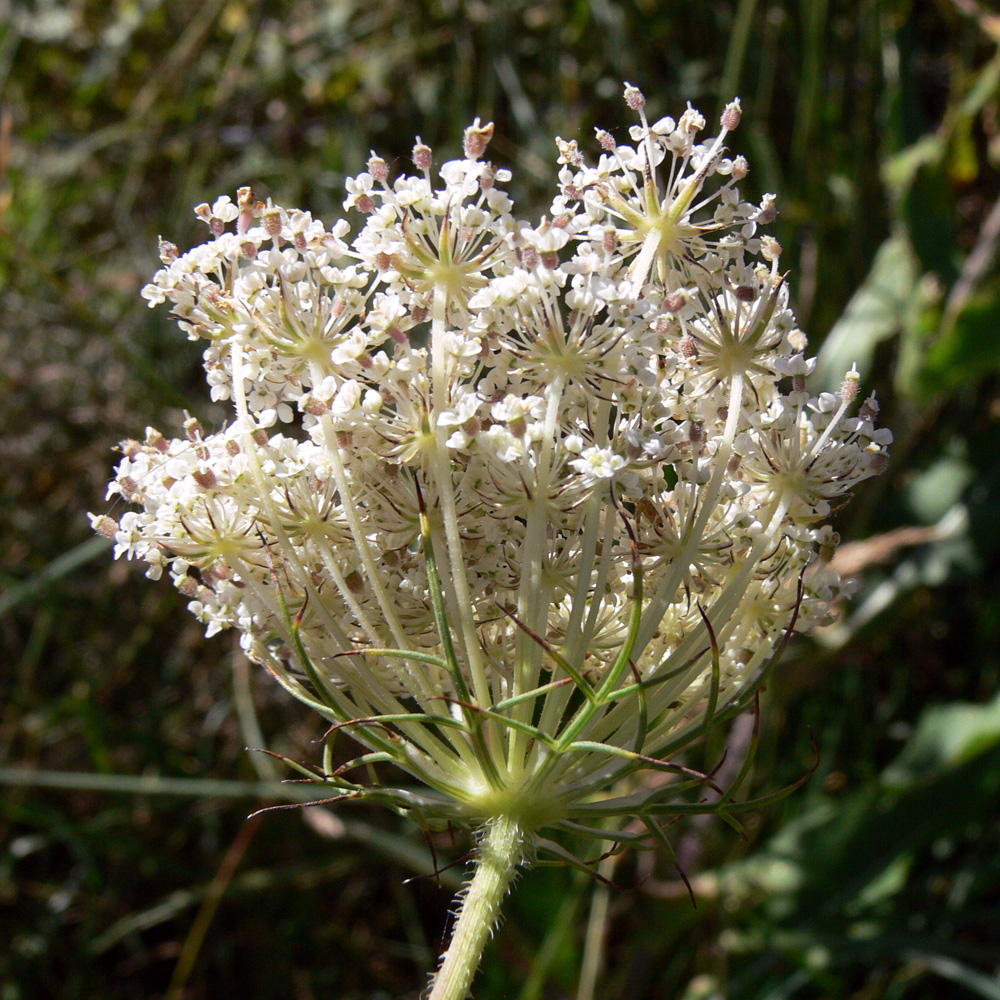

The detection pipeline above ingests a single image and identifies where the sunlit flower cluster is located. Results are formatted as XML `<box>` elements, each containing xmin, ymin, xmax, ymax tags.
<box><xmin>93</xmin><ymin>87</ymin><xmax>889</xmax><ymax>838</ymax></box>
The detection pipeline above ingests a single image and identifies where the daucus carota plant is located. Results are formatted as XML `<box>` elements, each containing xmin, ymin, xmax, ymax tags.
<box><xmin>92</xmin><ymin>84</ymin><xmax>890</xmax><ymax>998</ymax></box>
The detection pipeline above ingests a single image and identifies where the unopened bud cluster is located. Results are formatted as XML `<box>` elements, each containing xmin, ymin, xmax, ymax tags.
<box><xmin>93</xmin><ymin>87</ymin><xmax>889</xmax><ymax>834</ymax></box>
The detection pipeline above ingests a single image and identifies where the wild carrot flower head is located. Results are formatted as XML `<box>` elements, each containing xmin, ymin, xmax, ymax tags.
<box><xmin>93</xmin><ymin>85</ymin><xmax>889</xmax><ymax>847</ymax></box>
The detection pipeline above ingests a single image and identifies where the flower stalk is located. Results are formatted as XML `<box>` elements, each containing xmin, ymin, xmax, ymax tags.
<box><xmin>428</xmin><ymin>815</ymin><xmax>525</xmax><ymax>1000</ymax></box>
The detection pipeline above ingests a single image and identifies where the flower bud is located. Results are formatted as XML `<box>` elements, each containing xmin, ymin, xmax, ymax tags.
<box><xmin>595</xmin><ymin>128</ymin><xmax>616</xmax><ymax>152</ymax></box>
<box><xmin>463</xmin><ymin>120</ymin><xmax>494</xmax><ymax>161</ymax></box>
<box><xmin>146</xmin><ymin>428</ymin><xmax>169</xmax><ymax>452</ymax></box>
<box><xmin>119</xmin><ymin>476</ymin><xmax>140</xmax><ymax>501</ymax></box>
<box><xmin>664</xmin><ymin>291</ymin><xmax>687</xmax><ymax>313</ymax></box>
<box><xmin>761</xmin><ymin>235</ymin><xmax>782</xmax><ymax>261</ymax></box>
<box><xmin>91</xmin><ymin>514</ymin><xmax>119</xmax><ymax>539</ymax></box>
<box><xmin>304</xmin><ymin>396</ymin><xmax>330</xmax><ymax>416</ymax></box>
<box><xmin>840</xmin><ymin>365</ymin><xmax>860</xmax><ymax>404</ymax></box>
<box><xmin>263</xmin><ymin>207</ymin><xmax>282</xmax><ymax>239</ymax></box>
<box><xmin>367</xmin><ymin>152</ymin><xmax>389</xmax><ymax>183</ymax></box>
<box><xmin>184</xmin><ymin>414</ymin><xmax>204</xmax><ymax>441</ymax></box>
<box><xmin>623</xmin><ymin>82</ymin><xmax>646</xmax><ymax>112</ymax></box>
<box><xmin>520</xmin><ymin>246</ymin><xmax>540</xmax><ymax>271</ymax></box>
<box><xmin>721</xmin><ymin>98</ymin><xmax>742</xmax><ymax>131</ymax></box>
<box><xmin>412</xmin><ymin>138</ymin><xmax>433</xmax><ymax>173</ymax></box>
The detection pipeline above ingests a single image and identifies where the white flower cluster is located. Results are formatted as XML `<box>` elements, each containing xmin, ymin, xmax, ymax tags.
<box><xmin>93</xmin><ymin>88</ymin><xmax>889</xmax><ymax>828</ymax></box>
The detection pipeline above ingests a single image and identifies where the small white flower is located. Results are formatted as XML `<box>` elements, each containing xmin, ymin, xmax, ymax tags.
<box><xmin>570</xmin><ymin>445</ymin><xmax>626</xmax><ymax>482</ymax></box>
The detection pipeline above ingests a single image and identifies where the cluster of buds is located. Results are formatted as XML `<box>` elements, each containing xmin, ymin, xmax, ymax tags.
<box><xmin>93</xmin><ymin>86</ymin><xmax>889</xmax><ymax>854</ymax></box>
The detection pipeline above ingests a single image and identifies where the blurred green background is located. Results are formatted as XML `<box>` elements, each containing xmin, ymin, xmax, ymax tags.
<box><xmin>2</xmin><ymin>1</ymin><xmax>1000</xmax><ymax>998</ymax></box>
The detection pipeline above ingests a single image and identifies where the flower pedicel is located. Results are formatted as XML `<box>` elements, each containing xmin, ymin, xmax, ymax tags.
<box><xmin>92</xmin><ymin>85</ymin><xmax>890</xmax><ymax>999</ymax></box>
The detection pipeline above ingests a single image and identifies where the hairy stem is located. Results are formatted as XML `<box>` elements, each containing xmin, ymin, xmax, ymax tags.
<box><xmin>428</xmin><ymin>815</ymin><xmax>524</xmax><ymax>1000</ymax></box>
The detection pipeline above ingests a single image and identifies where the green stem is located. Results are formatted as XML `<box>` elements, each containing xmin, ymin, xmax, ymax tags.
<box><xmin>428</xmin><ymin>815</ymin><xmax>525</xmax><ymax>1000</ymax></box>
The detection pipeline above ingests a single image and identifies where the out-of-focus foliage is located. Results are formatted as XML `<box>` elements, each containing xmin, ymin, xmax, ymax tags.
<box><xmin>2</xmin><ymin>1</ymin><xmax>999</xmax><ymax>998</ymax></box>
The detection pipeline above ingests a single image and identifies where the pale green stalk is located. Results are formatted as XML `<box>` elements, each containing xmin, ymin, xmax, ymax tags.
<box><xmin>427</xmin><ymin>815</ymin><xmax>525</xmax><ymax>1000</ymax></box>
<box><xmin>430</xmin><ymin>281</ymin><xmax>493</xmax><ymax>709</ymax></box>
<box><xmin>510</xmin><ymin>373</ymin><xmax>566</xmax><ymax>770</ymax></box>
<box><xmin>636</xmin><ymin>371</ymin><xmax>746</xmax><ymax>651</ymax></box>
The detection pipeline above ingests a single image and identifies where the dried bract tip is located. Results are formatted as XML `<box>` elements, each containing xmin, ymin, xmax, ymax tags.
<box><xmin>756</xmin><ymin>195</ymin><xmax>778</xmax><ymax>226</ymax></box>
<box><xmin>819</xmin><ymin>530</ymin><xmax>840</xmax><ymax>564</ymax></box>
<box><xmin>157</xmin><ymin>238</ymin><xmax>179</xmax><ymax>263</ymax></box>
<box><xmin>858</xmin><ymin>394</ymin><xmax>880</xmax><ymax>423</ymax></box>
<box><xmin>236</xmin><ymin>185</ymin><xmax>258</xmax><ymax>235</ymax></box>
<box><xmin>555</xmin><ymin>136</ymin><xmax>584</xmax><ymax>167</ymax></box>
<box><xmin>867</xmin><ymin>451</ymin><xmax>890</xmax><ymax>474</ymax></box>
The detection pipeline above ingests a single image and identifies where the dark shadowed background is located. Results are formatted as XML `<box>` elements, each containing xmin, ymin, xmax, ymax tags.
<box><xmin>2</xmin><ymin>1</ymin><xmax>1000</xmax><ymax>998</ymax></box>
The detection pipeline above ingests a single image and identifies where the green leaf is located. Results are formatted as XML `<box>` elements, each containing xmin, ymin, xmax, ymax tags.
<box><xmin>882</xmin><ymin>691</ymin><xmax>1000</xmax><ymax>787</ymax></box>
<box><xmin>905</xmin><ymin>456</ymin><xmax>974</xmax><ymax>525</ymax></box>
<box><xmin>918</xmin><ymin>283</ymin><xmax>1000</xmax><ymax>396</ymax></box>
